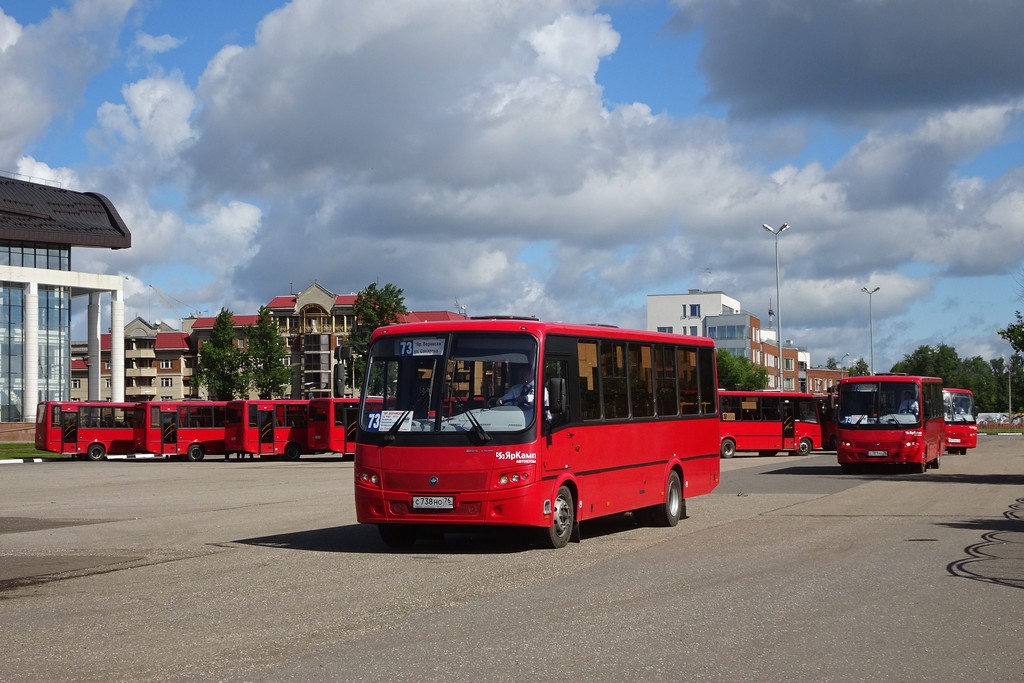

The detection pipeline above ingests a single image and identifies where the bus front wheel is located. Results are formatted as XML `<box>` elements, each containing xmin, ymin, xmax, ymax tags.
<box><xmin>720</xmin><ymin>439</ymin><xmax>736</xmax><ymax>459</ymax></box>
<box><xmin>541</xmin><ymin>485</ymin><xmax>575</xmax><ymax>549</ymax></box>
<box><xmin>792</xmin><ymin>438</ymin><xmax>813</xmax><ymax>457</ymax></box>
<box><xmin>85</xmin><ymin>444</ymin><xmax>105</xmax><ymax>461</ymax></box>
<box><xmin>185</xmin><ymin>444</ymin><xmax>204</xmax><ymax>462</ymax></box>
<box><xmin>282</xmin><ymin>443</ymin><xmax>301</xmax><ymax>461</ymax></box>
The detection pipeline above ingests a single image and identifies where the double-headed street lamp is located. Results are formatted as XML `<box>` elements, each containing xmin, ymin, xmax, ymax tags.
<box><xmin>763</xmin><ymin>223</ymin><xmax>790</xmax><ymax>389</ymax></box>
<box><xmin>861</xmin><ymin>286</ymin><xmax>880</xmax><ymax>374</ymax></box>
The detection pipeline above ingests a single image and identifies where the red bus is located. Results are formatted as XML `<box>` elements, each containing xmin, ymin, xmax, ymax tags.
<box><xmin>943</xmin><ymin>388</ymin><xmax>978</xmax><ymax>454</ymax></box>
<box><xmin>354</xmin><ymin>318</ymin><xmax>721</xmax><ymax>549</ymax></box>
<box><xmin>224</xmin><ymin>399</ymin><xmax>310</xmax><ymax>460</ymax></box>
<box><xmin>307</xmin><ymin>397</ymin><xmax>361</xmax><ymax>455</ymax></box>
<box><xmin>836</xmin><ymin>374</ymin><xmax>945</xmax><ymax>473</ymax></box>
<box><xmin>718</xmin><ymin>390</ymin><xmax>821</xmax><ymax>458</ymax></box>
<box><xmin>133</xmin><ymin>401</ymin><xmax>228</xmax><ymax>461</ymax></box>
<box><xmin>35</xmin><ymin>401</ymin><xmax>137</xmax><ymax>461</ymax></box>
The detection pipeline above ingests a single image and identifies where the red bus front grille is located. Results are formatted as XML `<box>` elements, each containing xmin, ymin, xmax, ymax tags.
<box><xmin>384</xmin><ymin>471</ymin><xmax>489</xmax><ymax>492</ymax></box>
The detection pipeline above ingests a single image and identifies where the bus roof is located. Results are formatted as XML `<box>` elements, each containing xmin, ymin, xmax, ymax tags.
<box><xmin>370</xmin><ymin>318</ymin><xmax>714</xmax><ymax>347</ymax></box>
<box><xmin>839</xmin><ymin>374</ymin><xmax>943</xmax><ymax>384</ymax></box>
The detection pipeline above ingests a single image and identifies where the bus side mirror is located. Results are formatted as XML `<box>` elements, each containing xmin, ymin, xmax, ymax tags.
<box><xmin>546</xmin><ymin>378</ymin><xmax>567</xmax><ymax>415</ymax></box>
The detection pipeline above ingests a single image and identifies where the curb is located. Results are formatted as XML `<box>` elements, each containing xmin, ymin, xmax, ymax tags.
<box><xmin>0</xmin><ymin>453</ymin><xmax>165</xmax><ymax>465</ymax></box>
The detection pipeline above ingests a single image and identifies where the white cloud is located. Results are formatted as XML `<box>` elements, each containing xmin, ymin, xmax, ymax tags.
<box><xmin>134</xmin><ymin>30</ymin><xmax>181</xmax><ymax>54</ymax></box>
<box><xmin>0</xmin><ymin>9</ymin><xmax>22</xmax><ymax>52</ymax></box>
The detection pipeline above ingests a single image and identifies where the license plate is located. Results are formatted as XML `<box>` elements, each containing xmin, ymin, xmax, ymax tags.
<box><xmin>412</xmin><ymin>496</ymin><xmax>454</xmax><ymax>510</ymax></box>
<box><xmin>867</xmin><ymin>450</ymin><xmax>888</xmax><ymax>457</ymax></box>
<box><xmin>948</xmin><ymin>438</ymin><xmax>961</xmax><ymax>443</ymax></box>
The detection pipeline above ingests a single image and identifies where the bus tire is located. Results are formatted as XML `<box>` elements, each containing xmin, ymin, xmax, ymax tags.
<box><xmin>378</xmin><ymin>524</ymin><xmax>418</xmax><ymax>549</ymax></box>
<box><xmin>930</xmin><ymin>455</ymin><xmax>940</xmax><ymax>470</ymax></box>
<box><xmin>85</xmin><ymin>444</ymin><xmax>105</xmax><ymax>461</ymax></box>
<box><xmin>794</xmin><ymin>438</ymin><xmax>813</xmax><ymax>456</ymax></box>
<box><xmin>541</xmin><ymin>485</ymin><xmax>575</xmax><ymax>549</ymax></box>
<box><xmin>720</xmin><ymin>439</ymin><xmax>736</xmax><ymax>459</ymax></box>
<box><xmin>648</xmin><ymin>470</ymin><xmax>683</xmax><ymax>527</ymax></box>
<box><xmin>283</xmin><ymin>443</ymin><xmax>301</xmax><ymax>461</ymax></box>
<box><xmin>185</xmin><ymin>444</ymin><xmax>204</xmax><ymax>462</ymax></box>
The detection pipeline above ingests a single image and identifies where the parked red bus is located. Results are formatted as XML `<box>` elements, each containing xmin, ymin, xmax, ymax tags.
<box><xmin>836</xmin><ymin>374</ymin><xmax>945</xmax><ymax>473</ymax></box>
<box><xmin>307</xmin><ymin>397</ymin><xmax>360</xmax><ymax>455</ymax></box>
<box><xmin>354</xmin><ymin>318</ymin><xmax>720</xmax><ymax>549</ymax></box>
<box><xmin>133</xmin><ymin>401</ymin><xmax>228</xmax><ymax>461</ymax></box>
<box><xmin>35</xmin><ymin>401</ymin><xmax>137</xmax><ymax>460</ymax></box>
<box><xmin>718</xmin><ymin>391</ymin><xmax>821</xmax><ymax>458</ymax></box>
<box><xmin>224</xmin><ymin>399</ymin><xmax>310</xmax><ymax>460</ymax></box>
<box><xmin>943</xmin><ymin>388</ymin><xmax>978</xmax><ymax>455</ymax></box>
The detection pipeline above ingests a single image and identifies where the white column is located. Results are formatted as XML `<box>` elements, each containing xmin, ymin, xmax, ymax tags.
<box><xmin>110</xmin><ymin>287</ymin><xmax>125</xmax><ymax>402</ymax></box>
<box><xmin>23</xmin><ymin>282</ymin><xmax>39</xmax><ymax>422</ymax></box>
<box><xmin>88</xmin><ymin>293</ymin><xmax>101</xmax><ymax>401</ymax></box>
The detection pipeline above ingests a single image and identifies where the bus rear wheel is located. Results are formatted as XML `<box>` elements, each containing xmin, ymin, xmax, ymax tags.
<box><xmin>282</xmin><ymin>443</ymin><xmax>301</xmax><ymax>461</ymax></box>
<box><xmin>644</xmin><ymin>470</ymin><xmax>683</xmax><ymax>527</ymax></box>
<box><xmin>792</xmin><ymin>438</ymin><xmax>813</xmax><ymax>456</ymax></box>
<box><xmin>541</xmin><ymin>485</ymin><xmax>575</xmax><ymax>549</ymax></box>
<box><xmin>185</xmin><ymin>444</ymin><xmax>204</xmax><ymax>462</ymax></box>
<box><xmin>720</xmin><ymin>439</ymin><xmax>736</xmax><ymax>459</ymax></box>
<box><xmin>85</xmin><ymin>444</ymin><xmax>105</xmax><ymax>461</ymax></box>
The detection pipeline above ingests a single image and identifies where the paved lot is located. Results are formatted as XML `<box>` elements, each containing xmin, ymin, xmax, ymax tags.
<box><xmin>1</xmin><ymin>441</ymin><xmax>1022</xmax><ymax>682</ymax></box>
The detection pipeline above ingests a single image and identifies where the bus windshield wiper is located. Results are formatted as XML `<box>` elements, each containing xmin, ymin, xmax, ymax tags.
<box><xmin>462</xmin><ymin>408</ymin><xmax>491</xmax><ymax>442</ymax></box>
<box><xmin>384</xmin><ymin>411</ymin><xmax>410</xmax><ymax>443</ymax></box>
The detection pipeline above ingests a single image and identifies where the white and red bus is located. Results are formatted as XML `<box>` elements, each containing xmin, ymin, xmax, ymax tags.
<box><xmin>718</xmin><ymin>390</ymin><xmax>821</xmax><ymax>458</ymax></box>
<box><xmin>224</xmin><ymin>399</ymin><xmax>310</xmax><ymax>460</ymax></box>
<box><xmin>836</xmin><ymin>374</ymin><xmax>945</xmax><ymax>473</ymax></box>
<box><xmin>35</xmin><ymin>401</ymin><xmax>137</xmax><ymax>460</ymax></box>
<box><xmin>307</xmin><ymin>397</ymin><xmax>361</xmax><ymax>455</ymax></box>
<box><xmin>354</xmin><ymin>318</ymin><xmax>721</xmax><ymax>549</ymax></box>
<box><xmin>133</xmin><ymin>401</ymin><xmax>228</xmax><ymax>461</ymax></box>
<box><xmin>943</xmin><ymin>388</ymin><xmax>978</xmax><ymax>455</ymax></box>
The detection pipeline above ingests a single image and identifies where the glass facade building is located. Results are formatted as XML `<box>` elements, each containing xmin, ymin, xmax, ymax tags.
<box><xmin>0</xmin><ymin>242</ymin><xmax>72</xmax><ymax>420</ymax></box>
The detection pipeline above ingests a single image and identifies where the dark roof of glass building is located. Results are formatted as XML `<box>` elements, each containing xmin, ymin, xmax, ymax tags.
<box><xmin>0</xmin><ymin>175</ymin><xmax>131</xmax><ymax>249</ymax></box>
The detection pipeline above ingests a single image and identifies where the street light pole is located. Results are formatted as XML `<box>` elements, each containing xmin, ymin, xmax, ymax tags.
<box><xmin>841</xmin><ymin>352</ymin><xmax>850</xmax><ymax>378</ymax></box>
<box><xmin>861</xmin><ymin>286</ymin><xmax>880</xmax><ymax>374</ymax></box>
<box><xmin>763</xmin><ymin>223</ymin><xmax>790</xmax><ymax>389</ymax></box>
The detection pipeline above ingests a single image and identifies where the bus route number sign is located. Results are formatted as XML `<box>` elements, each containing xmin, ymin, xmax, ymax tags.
<box><xmin>397</xmin><ymin>337</ymin><xmax>445</xmax><ymax>357</ymax></box>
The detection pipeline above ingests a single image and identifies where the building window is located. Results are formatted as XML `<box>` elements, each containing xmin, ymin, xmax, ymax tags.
<box><xmin>785</xmin><ymin>358</ymin><xmax>795</xmax><ymax>371</ymax></box>
<box><xmin>689</xmin><ymin>304</ymin><xmax>701</xmax><ymax>318</ymax></box>
<box><xmin>72</xmin><ymin>379</ymin><xmax>81</xmax><ymax>389</ymax></box>
<box><xmin>105</xmin><ymin>378</ymin><xmax>112</xmax><ymax>388</ymax></box>
<box><xmin>160</xmin><ymin>378</ymin><xmax>173</xmax><ymax>388</ymax></box>
<box><xmin>689</xmin><ymin>326</ymin><xmax>698</xmax><ymax>336</ymax></box>
<box><xmin>160</xmin><ymin>359</ymin><xmax>173</xmax><ymax>369</ymax></box>
<box><xmin>656</xmin><ymin>326</ymin><xmax>673</xmax><ymax>334</ymax></box>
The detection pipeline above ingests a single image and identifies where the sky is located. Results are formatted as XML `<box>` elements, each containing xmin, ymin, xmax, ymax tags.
<box><xmin>2</xmin><ymin>0</ymin><xmax>1024</xmax><ymax>373</ymax></box>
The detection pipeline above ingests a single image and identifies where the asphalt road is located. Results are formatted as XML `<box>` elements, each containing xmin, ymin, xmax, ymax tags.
<box><xmin>1</xmin><ymin>440</ymin><xmax>1021</xmax><ymax>682</ymax></box>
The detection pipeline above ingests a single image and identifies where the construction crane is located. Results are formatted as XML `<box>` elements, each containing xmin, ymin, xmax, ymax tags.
<box><xmin>148</xmin><ymin>284</ymin><xmax>198</xmax><ymax>328</ymax></box>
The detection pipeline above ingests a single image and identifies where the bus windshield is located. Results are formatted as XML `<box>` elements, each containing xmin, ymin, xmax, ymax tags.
<box><xmin>945</xmin><ymin>390</ymin><xmax>976</xmax><ymax>424</ymax></box>
<box><xmin>362</xmin><ymin>332</ymin><xmax>539</xmax><ymax>435</ymax></box>
<box><xmin>838</xmin><ymin>380</ymin><xmax>921</xmax><ymax>428</ymax></box>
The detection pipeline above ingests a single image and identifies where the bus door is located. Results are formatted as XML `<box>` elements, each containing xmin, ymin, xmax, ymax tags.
<box><xmin>61</xmin><ymin>409</ymin><xmax>79</xmax><ymax>453</ymax></box>
<box><xmin>780</xmin><ymin>398</ymin><xmax>796</xmax><ymax>450</ymax></box>
<box><xmin>257</xmin><ymin>407</ymin><xmax>276</xmax><ymax>452</ymax></box>
<box><xmin>160</xmin><ymin>409</ymin><xmax>178</xmax><ymax>454</ymax></box>
<box><xmin>341</xmin><ymin>403</ymin><xmax>358</xmax><ymax>452</ymax></box>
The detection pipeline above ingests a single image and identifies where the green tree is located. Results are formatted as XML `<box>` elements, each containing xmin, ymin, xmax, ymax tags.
<box><xmin>824</xmin><ymin>356</ymin><xmax>838</xmax><ymax>370</ymax></box>
<box><xmin>716</xmin><ymin>350</ymin><xmax>769</xmax><ymax>391</ymax></box>
<box><xmin>350</xmin><ymin>282</ymin><xmax>408</xmax><ymax>379</ymax></box>
<box><xmin>848</xmin><ymin>358</ymin><xmax>870</xmax><ymax>376</ymax></box>
<box><xmin>891</xmin><ymin>343</ymin><xmax>962</xmax><ymax>383</ymax></box>
<box><xmin>193</xmin><ymin>308</ymin><xmax>247</xmax><ymax>400</ymax></box>
<box><xmin>244</xmin><ymin>306</ymin><xmax>292</xmax><ymax>399</ymax></box>
<box><xmin>998</xmin><ymin>312</ymin><xmax>1024</xmax><ymax>354</ymax></box>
